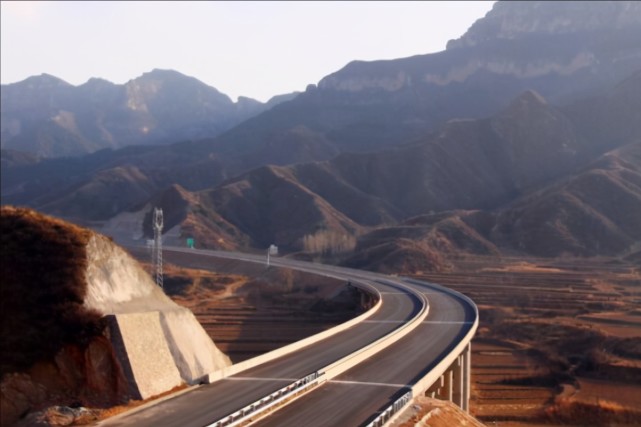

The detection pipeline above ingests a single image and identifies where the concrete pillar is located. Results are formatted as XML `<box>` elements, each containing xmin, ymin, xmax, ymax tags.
<box><xmin>452</xmin><ymin>355</ymin><xmax>464</xmax><ymax>408</ymax></box>
<box><xmin>435</xmin><ymin>371</ymin><xmax>452</xmax><ymax>401</ymax></box>
<box><xmin>444</xmin><ymin>369</ymin><xmax>453</xmax><ymax>402</ymax></box>
<box><xmin>462</xmin><ymin>343</ymin><xmax>471</xmax><ymax>412</ymax></box>
<box><xmin>435</xmin><ymin>374</ymin><xmax>446</xmax><ymax>400</ymax></box>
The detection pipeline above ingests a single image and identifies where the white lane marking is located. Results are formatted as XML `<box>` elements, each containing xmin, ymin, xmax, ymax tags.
<box><xmin>423</xmin><ymin>321</ymin><xmax>474</xmax><ymax>324</ymax></box>
<box><xmin>225</xmin><ymin>377</ymin><xmax>297</xmax><ymax>382</ymax></box>
<box><xmin>364</xmin><ymin>320</ymin><xmax>473</xmax><ymax>324</ymax></box>
<box><xmin>330</xmin><ymin>380</ymin><xmax>407</xmax><ymax>388</ymax></box>
<box><xmin>362</xmin><ymin>320</ymin><xmax>406</xmax><ymax>323</ymax></box>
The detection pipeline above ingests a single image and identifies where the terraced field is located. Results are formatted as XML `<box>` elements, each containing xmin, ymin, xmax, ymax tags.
<box><xmin>153</xmin><ymin>251</ymin><xmax>367</xmax><ymax>363</ymax></box>
<box><xmin>132</xmin><ymin>247</ymin><xmax>640</xmax><ymax>425</ymax></box>
<box><xmin>414</xmin><ymin>256</ymin><xmax>641</xmax><ymax>426</ymax></box>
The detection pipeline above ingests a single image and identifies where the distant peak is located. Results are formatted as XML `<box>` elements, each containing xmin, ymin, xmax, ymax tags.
<box><xmin>137</xmin><ymin>68</ymin><xmax>189</xmax><ymax>80</ymax></box>
<box><xmin>448</xmin><ymin>1</ymin><xmax>641</xmax><ymax>49</ymax></box>
<box><xmin>81</xmin><ymin>77</ymin><xmax>116</xmax><ymax>87</ymax></box>
<box><xmin>18</xmin><ymin>73</ymin><xmax>71</xmax><ymax>87</ymax></box>
<box><xmin>514</xmin><ymin>89</ymin><xmax>548</xmax><ymax>106</ymax></box>
<box><xmin>498</xmin><ymin>90</ymin><xmax>549</xmax><ymax>117</ymax></box>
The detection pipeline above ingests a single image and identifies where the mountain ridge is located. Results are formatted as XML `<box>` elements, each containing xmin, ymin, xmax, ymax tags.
<box><xmin>1</xmin><ymin>69</ymin><xmax>298</xmax><ymax>157</ymax></box>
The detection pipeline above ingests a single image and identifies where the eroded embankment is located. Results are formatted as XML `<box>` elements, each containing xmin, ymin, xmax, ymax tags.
<box><xmin>0</xmin><ymin>207</ymin><xmax>230</xmax><ymax>426</ymax></box>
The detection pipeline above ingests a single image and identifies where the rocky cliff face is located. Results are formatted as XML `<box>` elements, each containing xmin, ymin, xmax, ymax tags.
<box><xmin>84</xmin><ymin>233</ymin><xmax>231</xmax><ymax>383</ymax></box>
<box><xmin>0</xmin><ymin>207</ymin><xmax>230</xmax><ymax>426</ymax></box>
<box><xmin>447</xmin><ymin>1</ymin><xmax>641</xmax><ymax>49</ymax></box>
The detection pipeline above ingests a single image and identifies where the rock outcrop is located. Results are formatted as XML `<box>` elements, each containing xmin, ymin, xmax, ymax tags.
<box><xmin>0</xmin><ymin>207</ymin><xmax>230</xmax><ymax>426</ymax></box>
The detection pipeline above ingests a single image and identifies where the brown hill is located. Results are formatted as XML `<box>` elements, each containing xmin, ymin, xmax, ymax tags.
<box><xmin>0</xmin><ymin>206</ymin><xmax>98</xmax><ymax>375</ymax></box>
<box><xmin>491</xmin><ymin>143</ymin><xmax>641</xmax><ymax>256</ymax></box>
<box><xmin>37</xmin><ymin>165</ymin><xmax>157</xmax><ymax>220</ymax></box>
<box><xmin>4</xmin><ymin>2</ymin><xmax>641</xmax><ymax>224</ymax></box>
<box><xmin>0</xmin><ymin>206</ymin><xmax>230</xmax><ymax>426</ymax></box>
<box><xmin>344</xmin><ymin>211</ymin><xmax>499</xmax><ymax>274</ymax></box>
<box><xmin>203</xmin><ymin>165</ymin><xmax>363</xmax><ymax>250</ymax></box>
<box><xmin>141</xmin><ymin>184</ymin><xmax>250</xmax><ymax>251</ymax></box>
<box><xmin>89</xmin><ymin>88</ymin><xmax>639</xmax><ymax>264</ymax></box>
<box><xmin>348</xmin><ymin>143</ymin><xmax>641</xmax><ymax>266</ymax></box>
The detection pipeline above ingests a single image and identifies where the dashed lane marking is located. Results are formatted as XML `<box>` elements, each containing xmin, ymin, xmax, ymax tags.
<box><xmin>330</xmin><ymin>380</ymin><xmax>407</xmax><ymax>388</ymax></box>
<box><xmin>225</xmin><ymin>377</ymin><xmax>297</xmax><ymax>382</ymax></box>
<box><xmin>362</xmin><ymin>320</ymin><xmax>407</xmax><ymax>323</ymax></box>
<box><xmin>422</xmin><ymin>320</ymin><xmax>474</xmax><ymax>324</ymax></box>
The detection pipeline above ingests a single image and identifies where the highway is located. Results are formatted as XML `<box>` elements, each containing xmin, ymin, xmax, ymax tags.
<box><xmin>99</xmin><ymin>247</ymin><xmax>476</xmax><ymax>427</ymax></box>
<box><xmin>255</xmin><ymin>281</ymin><xmax>475</xmax><ymax>427</ymax></box>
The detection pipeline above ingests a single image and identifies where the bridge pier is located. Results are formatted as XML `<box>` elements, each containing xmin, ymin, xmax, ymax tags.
<box><xmin>463</xmin><ymin>342</ymin><xmax>471</xmax><ymax>412</ymax></box>
<box><xmin>452</xmin><ymin>354</ymin><xmax>463</xmax><ymax>408</ymax></box>
<box><xmin>421</xmin><ymin>342</ymin><xmax>472</xmax><ymax>413</ymax></box>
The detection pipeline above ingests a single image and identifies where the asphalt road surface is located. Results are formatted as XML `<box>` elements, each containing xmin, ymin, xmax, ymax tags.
<box><xmin>99</xmin><ymin>248</ymin><xmax>475</xmax><ymax>427</ymax></box>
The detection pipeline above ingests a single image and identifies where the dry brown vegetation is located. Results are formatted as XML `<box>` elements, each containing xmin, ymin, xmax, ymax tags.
<box><xmin>302</xmin><ymin>229</ymin><xmax>357</xmax><ymax>255</ymax></box>
<box><xmin>393</xmin><ymin>397</ymin><xmax>485</xmax><ymax>427</ymax></box>
<box><xmin>0</xmin><ymin>206</ymin><xmax>103</xmax><ymax>376</ymax></box>
<box><xmin>134</xmin><ymin>249</ymin><xmax>370</xmax><ymax>363</ymax></box>
<box><xmin>414</xmin><ymin>255</ymin><xmax>641</xmax><ymax>426</ymax></box>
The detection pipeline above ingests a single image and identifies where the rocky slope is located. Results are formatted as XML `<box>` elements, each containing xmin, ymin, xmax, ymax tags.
<box><xmin>192</xmin><ymin>0</ymin><xmax>641</xmax><ymax>164</ymax></box>
<box><xmin>2</xmin><ymin>1</ymin><xmax>640</xmax><ymax>265</ymax></box>
<box><xmin>0</xmin><ymin>69</ymin><xmax>296</xmax><ymax>157</ymax></box>
<box><xmin>347</xmin><ymin>141</ymin><xmax>641</xmax><ymax>271</ymax></box>
<box><xmin>2</xmin><ymin>1</ymin><xmax>638</xmax><ymax>218</ymax></box>
<box><xmin>0</xmin><ymin>206</ymin><xmax>230</xmax><ymax>426</ymax></box>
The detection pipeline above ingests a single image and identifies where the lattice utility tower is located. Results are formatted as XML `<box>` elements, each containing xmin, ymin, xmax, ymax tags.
<box><xmin>152</xmin><ymin>207</ymin><xmax>164</xmax><ymax>289</ymax></box>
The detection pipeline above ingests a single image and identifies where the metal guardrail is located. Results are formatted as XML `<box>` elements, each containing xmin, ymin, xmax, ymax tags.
<box><xmin>206</xmin><ymin>372</ymin><xmax>324</xmax><ymax>427</ymax></box>
<box><xmin>365</xmin><ymin>390</ymin><xmax>412</xmax><ymax>427</ymax></box>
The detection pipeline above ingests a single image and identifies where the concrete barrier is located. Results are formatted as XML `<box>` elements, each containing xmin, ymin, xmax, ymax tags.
<box><xmin>207</xmin><ymin>278</ymin><xmax>429</xmax><ymax>427</ymax></box>
<box><xmin>323</xmin><ymin>281</ymin><xmax>430</xmax><ymax>380</ymax></box>
<box><xmin>207</xmin><ymin>372</ymin><xmax>325</xmax><ymax>427</ymax></box>
<box><xmin>404</xmin><ymin>278</ymin><xmax>479</xmax><ymax>410</ymax></box>
<box><xmin>205</xmin><ymin>279</ymin><xmax>383</xmax><ymax>383</ymax></box>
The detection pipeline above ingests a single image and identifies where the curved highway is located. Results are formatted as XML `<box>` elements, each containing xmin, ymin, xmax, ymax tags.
<box><xmin>99</xmin><ymin>247</ymin><xmax>476</xmax><ymax>427</ymax></box>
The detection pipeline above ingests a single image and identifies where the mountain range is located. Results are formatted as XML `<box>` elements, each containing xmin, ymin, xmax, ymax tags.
<box><xmin>2</xmin><ymin>0</ymin><xmax>640</xmax><ymax>269</ymax></box>
<box><xmin>1</xmin><ymin>69</ymin><xmax>296</xmax><ymax>157</ymax></box>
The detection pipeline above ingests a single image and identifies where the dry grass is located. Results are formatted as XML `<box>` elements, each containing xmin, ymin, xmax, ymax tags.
<box><xmin>544</xmin><ymin>396</ymin><xmax>641</xmax><ymax>425</ymax></box>
<box><xmin>413</xmin><ymin>254</ymin><xmax>641</xmax><ymax>425</ymax></box>
<box><xmin>139</xmin><ymin>250</ymin><xmax>369</xmax><ymax>363</ymax></box>
<box><xmin>0</xmin><ymin>206</ymin><xmax>103</xmax><ymax>376</ymax></box>
<box><xmin>93</xmin><ymin>384</ymin><xmax>188</xmax><ymax>421</ymax></box>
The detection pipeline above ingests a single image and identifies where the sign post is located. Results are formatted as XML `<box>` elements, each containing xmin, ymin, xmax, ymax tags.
<box><xmin>267</xmin><ymin>244</ymin><xmax>278</xmax><ymax>266</ymax></box>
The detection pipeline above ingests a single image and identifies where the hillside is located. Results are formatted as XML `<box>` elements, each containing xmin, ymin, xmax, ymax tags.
<box><xmin>490</xmin><ymin>143</ymin><xmax>641</xmax><ymax>257</ymax></box>
<box><xmin>1</xmin><ymin>1</ymin><xmax>640</xmax><ymax>266</ymax></box>
<box><xmin>0</xmin><ymin>69</ymin><xmax>296</xmax><ymax>157</ymax></box>
<box><xmin>191</xmin><ymin>0</ymin><xmax>641</xmax><ymax>166</ymax></box>
<box><xmin>0</xmin><ymin>206</ymin><xmax>230</xmax><ymax>426</ymax></box>
<box><xmin>346</xmin><ymin>142</ymin><xmax>641</xmax><ymax>272</ymax></box>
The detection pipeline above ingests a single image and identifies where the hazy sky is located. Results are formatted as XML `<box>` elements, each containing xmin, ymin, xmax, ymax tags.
<box><xmin>1</xmin><ymin>1</ymin><xmax>495</xmax><ymax>102</ymax></box>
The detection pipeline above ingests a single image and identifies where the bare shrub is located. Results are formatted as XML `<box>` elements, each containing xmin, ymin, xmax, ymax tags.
<box><xmin>302</xmin><ymin>230</ymin><xmax>356</xmax><ymax>255</ymax></box>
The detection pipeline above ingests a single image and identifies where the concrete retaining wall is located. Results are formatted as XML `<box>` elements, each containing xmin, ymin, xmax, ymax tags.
<box><xmin>159</xmin><ymin>308</ymin><xmax>231</xmax><ymax>383</ymax></box>
<box><xmin>206</xmin><ymin>279</ymin><xmax>383</xmax><ymax>383</ymax></box>
<box><xmin>107</xmin><ymin>313</ymin><xmax>182</xmax><ymax>400</ymax></box>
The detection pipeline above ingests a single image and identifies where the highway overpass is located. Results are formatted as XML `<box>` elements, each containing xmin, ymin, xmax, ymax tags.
<box><xmin>100</xmin><ymin>247</ymin><xmax>477</xmax><ymax>427</ymax></box>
